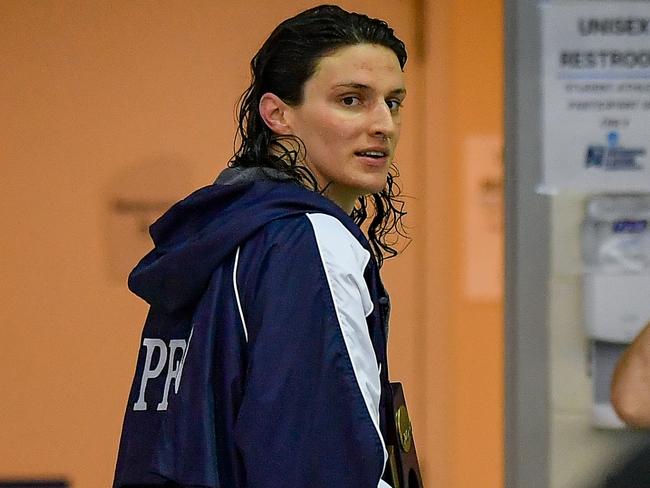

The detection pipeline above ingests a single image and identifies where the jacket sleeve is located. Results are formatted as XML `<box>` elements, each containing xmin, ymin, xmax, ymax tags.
<box><xmin>234</xmin><ymin>213</ymin><xmax>390</xmax><ymax>488</ymax></box>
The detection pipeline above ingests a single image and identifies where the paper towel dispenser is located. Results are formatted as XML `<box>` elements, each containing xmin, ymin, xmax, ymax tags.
<box><xmin>582</xmin><ymin>194</ymin><xmax>650</xmax><ymax>428</ymax></box>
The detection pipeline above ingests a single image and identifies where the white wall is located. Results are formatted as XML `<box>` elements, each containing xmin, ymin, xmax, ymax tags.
<box><xmin>549</xmin><ymin>194</ymin><xmax>647</xmax><ymax>488</ymax></box>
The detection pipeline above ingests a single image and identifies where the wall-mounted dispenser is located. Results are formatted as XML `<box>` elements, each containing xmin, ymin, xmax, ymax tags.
<box><xmin>582</xmin><ymin>194</ymin><xmax>650</xmax><ymax>428</ymax></box>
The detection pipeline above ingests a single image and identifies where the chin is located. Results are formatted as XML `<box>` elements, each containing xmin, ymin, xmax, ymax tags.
<box><xmin>359</xmin><ymin>174</ymin><xmax>390</xmax><ymax>195</ymax></box>
<box><xmin>327</xmin><ymin>174</ymin><xmax>389</xmax><ymax>205</ymax></box>
<box><xmin>352</xmin><ymin>183</ymin><xmax>387</xmax><ymax>199</ymax></box>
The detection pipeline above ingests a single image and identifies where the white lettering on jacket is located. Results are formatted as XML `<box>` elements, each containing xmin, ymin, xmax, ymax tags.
<box><xmin>133</xmin><ymin>329</ymin><xmax>193</xmax><ymax>411</ymax></box>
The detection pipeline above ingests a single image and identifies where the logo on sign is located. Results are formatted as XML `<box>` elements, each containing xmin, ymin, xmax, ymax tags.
<box><xmin>585</xmin><ymin>131</ymin><xmax>646</xmax><ymax>171</ymax></box>
<box><xmin>612</xmin><ymin>219</ymin><xmax>648</xmax><ymax>233</ymax></box>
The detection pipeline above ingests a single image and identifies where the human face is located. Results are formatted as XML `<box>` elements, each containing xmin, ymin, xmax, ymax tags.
<box><xmin>284</xmin><ymin>43</ymin><xmax>406</xmax><ymax>212</ymax></box>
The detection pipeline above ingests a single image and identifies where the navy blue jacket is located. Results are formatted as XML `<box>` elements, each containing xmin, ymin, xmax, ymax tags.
<box><xmin>113</xmin><ymin>167</ymin><xmax>393</xmax><ymax>488</ymax></box>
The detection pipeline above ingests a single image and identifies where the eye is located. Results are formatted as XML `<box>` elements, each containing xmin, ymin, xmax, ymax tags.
<box><xmin>386</xmin><ymin>99</ymin><xmax>403</xmax><ymax>112</ymax></box>
<box><xmin>341</xmin><ymin>96</ymin><xmax>361</xmax><ymax>106</ymax></box>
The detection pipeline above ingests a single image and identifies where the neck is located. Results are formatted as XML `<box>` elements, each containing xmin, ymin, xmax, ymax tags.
<box><xmin>321</xmin><ymin>183</ymin><xmax>356</xmax><ymax>214</ymax></box>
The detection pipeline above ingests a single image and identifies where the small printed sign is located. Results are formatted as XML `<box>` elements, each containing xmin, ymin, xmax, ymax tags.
<box><xmin>463</xmin><ymin>135</ymin><xmax>503</xmax><ymax>301</ymax></box>
<box><xmin>541</xmin><ymin>1</ymin><xmax>650</xmax><ymax>192</ymax></box>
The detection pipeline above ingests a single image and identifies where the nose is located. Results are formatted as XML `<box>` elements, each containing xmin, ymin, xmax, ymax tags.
<box><xmin>369</xmin><ymin>101</ymin><xmax>397</xmax><ymax>140</ymax></box>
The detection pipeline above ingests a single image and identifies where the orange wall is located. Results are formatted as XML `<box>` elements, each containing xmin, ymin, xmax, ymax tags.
<box><xmin>447</xmin><ymin>0</ymin><xmax>504</xmax><ymax>486</ymax></box>
<box><xmin>0</xmin><ymin>1</ymin><xmax>502</xmax><ymax>487</ymax></box>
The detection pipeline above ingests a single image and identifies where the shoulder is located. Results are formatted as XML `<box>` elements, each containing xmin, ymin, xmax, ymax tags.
<box><xmin>240</xmin><ymin>212</ymin><xmax>371</xmax><ymax>289</ymax></box>
<box><xmin>304</xmin><ymin>213</ymin><xmax>370</xmax><ymax>274</ymax></box>
<box><xmin>252</xmin><ymin>212</ymin><xmax>368</xmax><ymax>263</ymax></box>
<box><xmin>261</xmin><ymin>212</ymin><xmax>370</xmax><ymax>272</ymax></box>
<box><xmin>305</xmin><ymin>213</ymin><xmax>374</xmax><ymax>318</ymax></box>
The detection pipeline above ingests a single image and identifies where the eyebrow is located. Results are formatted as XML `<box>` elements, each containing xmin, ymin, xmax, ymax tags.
<box><xmin>333</xmin><ymin>82</ymin><xmax>407</xmax><ymax>96</ymax></box>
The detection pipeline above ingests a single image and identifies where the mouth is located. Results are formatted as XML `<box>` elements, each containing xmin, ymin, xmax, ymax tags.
<box><xmin>354</xmin><ymin>149</ymin><xmax>390</xmax><ymax>166</ymax></box>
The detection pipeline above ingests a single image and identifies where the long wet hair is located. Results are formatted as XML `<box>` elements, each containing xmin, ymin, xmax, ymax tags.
<box><xmin>230</xmin><ymin>4</ymin><xmax>408</xmax><ymax>267</ymax></box>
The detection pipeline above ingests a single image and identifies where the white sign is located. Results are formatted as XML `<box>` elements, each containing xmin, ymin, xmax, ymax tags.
<box><xmin>541</xmin><ymin>1</ymin><xmax>650</xmax><ymax>192</ymax></box>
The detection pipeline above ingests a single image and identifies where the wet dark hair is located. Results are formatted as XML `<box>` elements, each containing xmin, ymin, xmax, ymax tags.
<box><xmin>229</xmin><ymin>4</ymin><xmax>408</xmax><ymax>267</ymax></box>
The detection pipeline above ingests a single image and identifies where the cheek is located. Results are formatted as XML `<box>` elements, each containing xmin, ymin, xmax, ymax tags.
<box><xmin>391</xmin><ymin>119</ymin><xmax>403</xmax><ymax>145</ymax></box>
<box><xmin>394</xmin><ymin>125</ymin><xmax>402</xmax><ymax>144</ymax></box>
<box><xmin>306</xmin><ymin>109</ymin><xmax>362</xmax><ymax>139</ymax></box>
<box><xmin>316</xmin><ymin>113</ymin><xmax>353</xmax><ymax>138</ymax></box>
<box><xmin>294</xmin><ymin>109</ymin><xmax>364</xmax><ymax>158</ymax></box>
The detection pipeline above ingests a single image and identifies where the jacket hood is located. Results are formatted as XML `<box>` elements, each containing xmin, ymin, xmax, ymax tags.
<box><xmin>128</xmin><ymin>166</ymin><xmax>365</xmax><ymax>314</ymax></box>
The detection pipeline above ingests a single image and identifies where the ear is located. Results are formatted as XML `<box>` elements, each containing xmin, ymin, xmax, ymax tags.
<box><xmin>259</xmin><ymin>93</ymin><xmax>293</xmax><ymax>136</ymax></box>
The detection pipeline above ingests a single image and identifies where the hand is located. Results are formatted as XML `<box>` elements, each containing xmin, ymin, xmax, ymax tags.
<box><xmin>611</xmin><ymin>321</ymin><xmax>650</xmax><ymax>428</ymax></box>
